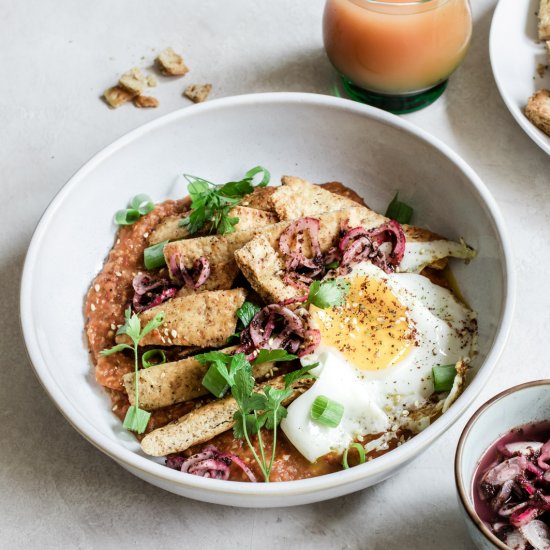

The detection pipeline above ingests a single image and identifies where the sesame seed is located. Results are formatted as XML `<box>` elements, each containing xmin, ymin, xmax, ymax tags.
<box><xmin>115</xmin><ymin>271</ymin><xmax>122</xmax><ymax>277</ymax></box>
<box><xmin>163</xmin><ymin>329</ymin><xmax>169</xmax><ymax>336</ymax></box>
<box><xmin>170</xmin><ymin>329</ymin><xmax>177</xmax><ymax>338</ymax></box>
<box><xmin>90</xmin><ymin>303</ymin><xmax>96</xmax><ymax>311</ymax></box>
<box><xmin>143</xmin><ymin>232</ymin><xmax>149</xmax><ymax>238</ymax></box>
<box><xmin>110</xmin><ymin>324</ymin><xmax>116</xmax><ymax>331</ymax></box>
<box><xmin>94</xmin><ymin>284</ymin><xmax>100</xmax><ymax>292</ymax></box>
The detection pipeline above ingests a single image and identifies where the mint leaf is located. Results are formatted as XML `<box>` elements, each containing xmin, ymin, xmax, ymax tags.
<box><xmin>253</xmin><ymin>349</ymin><xmax>297</xmax><ymax>365</ymax></box>
<box><xmin>307</xmin><ymin>279</ymin><xmax>351</xmax><ymax>309</ymax></box>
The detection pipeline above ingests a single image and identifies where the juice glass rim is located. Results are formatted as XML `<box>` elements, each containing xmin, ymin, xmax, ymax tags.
<box><xmin>348</xmin><ymin>0</ymin><xmax>455</xmax><ymax>9</ymax></box>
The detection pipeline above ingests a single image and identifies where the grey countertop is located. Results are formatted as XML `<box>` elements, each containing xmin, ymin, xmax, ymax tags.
<box><xmin>2</xmin><ymin>0</ymin><xmax>549</xmax><ymax>548</ymax></box>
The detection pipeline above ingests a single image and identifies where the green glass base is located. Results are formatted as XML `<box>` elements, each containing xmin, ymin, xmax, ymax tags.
<box><xmin>341</xmin><ymin>77</ymin><xmax>448</xmax><ymax>114</ymax></box>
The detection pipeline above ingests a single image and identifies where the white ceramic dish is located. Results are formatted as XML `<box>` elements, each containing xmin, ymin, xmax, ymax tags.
<box><xmin>490</xmin><ymin>0</ymin><xmax>550</xmax><ymax>155</ymax></box>
<box><xmin>20</xmin><ymin>92</ymin><xmax>514</xmax><ymax>507</ymax></box>
<box><xmin>455</xmin><ymin>381</ymin><xmax>550</xmax><ymax>549</ymax></box>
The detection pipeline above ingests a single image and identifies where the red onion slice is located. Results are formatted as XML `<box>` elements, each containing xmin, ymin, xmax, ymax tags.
<box><xmin>168</xmin><ymin>254</ymin><xmax>211</xmax><ymax>289</ymax></box>
<box><xmin>132</xmin><ymin>273</ymin><xmax>178</xmax><ymax>313</ymax></box>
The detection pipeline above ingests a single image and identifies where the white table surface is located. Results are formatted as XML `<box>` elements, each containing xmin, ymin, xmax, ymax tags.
<box><xmin>2</xmin><ymin>0</ymin><xmax>549</xmax><ymax>548</ymax></box>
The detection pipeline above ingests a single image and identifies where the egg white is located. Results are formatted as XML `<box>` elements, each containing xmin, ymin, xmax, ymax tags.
<box><xmin>280</xmin><ymin>262</ymin><xmax>477</xmax><ymax>462</ymax></box>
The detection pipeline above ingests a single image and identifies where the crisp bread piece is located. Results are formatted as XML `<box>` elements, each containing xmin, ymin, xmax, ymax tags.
<box><xmin>184</xmin><ymin>83</ymin><xmax>212</xmax><ymax>103</ymax></box>
<box><xmin>115</xmin><ymin>288</ymin><xmax>246</xmax><ymax>348</ymax></box>
<box><xmin>272</xmin><ymin>176</ymin><xmax>363</xmax><ymax>220</ymax></box>
<box><xmin>103</xmin><ymin>86</ymin><xmax>135</xmax><ymax>108</ymax></box>
<box><xmin>148</xmin><ymin>206</ymin><xmax>278</xmax><ymax>245</ymax></box>
<box><xmin>119</xmin><ymin>67</ymin><xmax>146</xmax><ymax>95</ymax></box>
<box><xmin>175</xmin><ymin>259</ymin><xmax>240</xmax><ymax>297</ymax></box>
<box><xmin>123</xmin><ymin>346</ymin><xmax>276</xmax><ymax>410</ymax></box>
<box><xmin>525</xmin><ymin>89</ymin><xmax>550</xmax><ymax>136</ymax></box>
<box><xmin>239</xmin><ymin>186</ymin><xmax>277</xmax><ymax>212</ymax></box>
<box><xmin>140</xmin><ymin>376</ymin><xmax>312</xmax><ymax>456</ymax></box>
<box><xmin>539</xmin><ymin>0</ymin><xmax>550</xmax><ymax>40</ymax></box>
<box><xmin>156</xmin><ymin>47</ymin><xmax>189</xmax><ymax>76</ymax></box>
<box><xmin>133</xmin><ymin>95</ymin><xmax>159</xmax><ymax>109</ymax></box>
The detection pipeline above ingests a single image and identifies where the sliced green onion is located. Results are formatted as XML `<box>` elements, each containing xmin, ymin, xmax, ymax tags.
<box><xmin>141</xmin><ymin>349</ymin><xmax>166</xmax><ymax>369</ymax></box>
<box><xmin>202</xmin><ymin>364</ymin><xmax>229</xmax><ymax>398</ymax></box>
<box><xmin>244</xmin><ymin>166</ymin><xmax>270</xmax><ymax>187</ymax></box>
<box><xmin>432</xmin><ymin>364</ymin><xmax>457</xmax><ymax>392</ymax></box>
<box><xmin>342</xmin><ymin>442</ymin><xmax>366</xmax><ymax>469</ymax></box>
<box><xmin>115</xmin><ymin>209</ymin><xmax>141</xmax><ymax>226</ymax></box>
<box><xmin>130</xmin><ymin>194</ymin><xmax>155</xmax><ymax>215</ymax></box>
<box><xmin>310</xmin><ymin>395</ymin><xmax>344</xmax><ymax>428</ymax></box>
<box><xmin>144</xmin><ymin>240</ymin><xmax>169</xmax><ymax>270</ymax></box>
<box><xmin>385</xmin><ymin>193</ymin><xmax>413</xmax><ymax>225</ymax></box>
<box><xmin>123</xmin><ymin>405</ymin><xmax>151</xmax><ymax>434</ymax></box>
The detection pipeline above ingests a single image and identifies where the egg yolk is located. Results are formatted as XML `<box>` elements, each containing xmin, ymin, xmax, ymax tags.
<box><xmin>309</xmin><ymin>276</ymin><xmax>415</xmax><ymax>371</ymax></box>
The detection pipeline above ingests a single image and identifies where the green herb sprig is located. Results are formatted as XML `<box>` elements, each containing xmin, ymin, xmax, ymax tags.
<box><xmin>306</xmin><ymin>279</ymin><xmax>351</xmax><ymax>309</ymax></box>
<box><xmin>114</xmin><ymin>194</ymin><xmax>155</xmax><ymax>226</ymax></box>
<box><xmin>100</xmin><ymin>307</ymin><xmax>165</xmax><ymax>433</ymax></box>
<box><xmin>180</xmin><ymin>166</ymin><xmax>270</xmax><ymax>235</ymax></box>
<box><xmin>198</xmin><ymin>352</ymin><xmax>316</xmax><ymax>482</ymax></box>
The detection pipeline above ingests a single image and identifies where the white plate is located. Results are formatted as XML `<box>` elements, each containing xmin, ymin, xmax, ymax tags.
<box><xmin>20</xmin><ymin>92</ymin><xmax>514</xmax><ymax>507</ymax></box>
<box><xmin>490</xmin><ymin>0</ymin><xmax>550</xmax><ymax>155</ymax></box>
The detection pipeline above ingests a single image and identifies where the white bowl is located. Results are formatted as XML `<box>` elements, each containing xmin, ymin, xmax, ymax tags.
<box><xmin>455</xmin><ymin>381</ymin><xmax>550</xmax><ymax>549</ymax></box>
<box><xmin>20</xmin><ymin>92</ymin><xmax>514</xmax><ymax>507</ymax></box>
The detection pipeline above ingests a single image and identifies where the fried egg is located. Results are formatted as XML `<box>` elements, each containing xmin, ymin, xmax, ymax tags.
<box><xmin>280</xmin><ymin>262</ymin><xmax>477</xmax><ymax>463</ymax></box>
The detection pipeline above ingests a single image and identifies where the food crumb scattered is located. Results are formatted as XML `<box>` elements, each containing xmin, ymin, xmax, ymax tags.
<box><xmin>184</xmin><ymin>83</ymin><xmax>212</xmax><ymax>103</ymax></box>
<box><xmin>157</xmin><ymin>47</ymin><xmax>189</xmax><ymax>76</ymax></box>
<box><xmin>537</xmin><ymin>62</ymin><xmax>548</xmax><ymax>77</ymax></box>
<box><xmin>133</xmin><ymin>95</ymin><xmax>160</xmax><ymax>109</ymax></box>
<box><xmin>103</xmin><ymin>86</ymin><xmax>135</xmax><ymax>108</ymax></box>
<box><xmin>147</xmin><ymin>74</ymin><xmax>158</xmax><ymax>87</ymax></box>
<box><xmin>119</xmin><ymin>67</ymin><xmax>146</xmax><ymax>95</ymax></box>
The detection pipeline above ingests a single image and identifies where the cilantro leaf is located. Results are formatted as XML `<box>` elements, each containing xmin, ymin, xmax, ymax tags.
<box><xmin>140</xmin><ymin>312</ymin><xmax>165</xmax><ymax>340</ymax></box>
<box><xmin>236</xmin><ymin>301</ymin><xmax>261</xmax><ymax>329</ymax></box>
<box><xmin>99</xmin><ymin>343</ymin><xmax>133</xmax><ymax>356</ymax></box>
<box><xmin>233</xmin><ymin>411</ymin><xmax>266</xmax><ymax>438</ymax></box>
<box><xmin>179</xmin><ymin>167</ymin><xmax>271</xmax><ymax>235</ymax></box>
<box><xmin>284</xmin><ymin>363</ymin><xmax>319</xmax><ymax>388</ymax></box>
<box><xmin>253</xmin><ymin>349</ymin><xmax>297</xmax><ymax>365</ymax></box>
<box><xmin>307</xmin><ymin>279</ymin><xmax>351</xmax><ymax>309</ymax></box>
<box><xmin>195</xmin><ymin>351</ymin><xmax>233</xmax><ymax>365</ymax></box>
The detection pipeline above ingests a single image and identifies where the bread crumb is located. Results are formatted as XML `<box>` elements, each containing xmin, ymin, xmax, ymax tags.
<box><xmin>133</xmin><ymin>95</ymin><xmax>159</xmax><ymax>108</ymax></box>
<box><xmin>119</xmin><ymin>67</ymin><xmax>146</xmax><ymax>95</ymax></box>
<box><xmin>525</xmin><ymin>89</ymin><xmax>550</xmax><ymax>136</ymax></box>
<box><xmin>537</xmin><ymin>63</ymin><xmax>548</xmax><ymax>78</ymax></box>
<box><xmin>103</xmin><ymin>86</ymin><xmax>135</xmax><ymax>108</ymax></box>
<box><xmin>147</xmin><ymin>74</ymin><xmax>158</xmax><ymax>87</ymax></box>
<box><xmin>156</xmin><ymin>47</ymin><xmax>189</xmax><ymax>76</ymax></box>
<box><xmin>184</xmin><ymin>83</ymin><xmax>212</xmax><ymax>103</ymax></box>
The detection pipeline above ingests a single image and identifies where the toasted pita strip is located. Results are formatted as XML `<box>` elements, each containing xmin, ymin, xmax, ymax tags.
<box><xmin>272</xmin><ymin>177</ymin><xmax>445</xmax><ymax>243</ymax></box>
<box><xmin>272</xmin><ymin>176</ymin><xmax>361</xmax><ymax>220</ymax></box>
<box><xmin>540</xmin><ymin>0</ymin><xmax>550</xmax><ymax>40</ymax></box>
<box><xmin>123</xmin><ymin>347</ymin><xmax>277</xmax><ymax>410</ymax></box>
<box><xmin>116</xmin><ymin>289</ymin><xmax>246</xmax><ymax>348</ymax></box>
<box><xmin>141</xmin><ymin>376</ymin><xmax>313</xmax><ymax>456</ymax></box>
<box><xmin>235</xmin><ymin>234</ymin><xmax>297</xmax><ymax>304</ymax></box>
<box><xmin>235</xmin><ymin>206</ymin><xmax>475</xmax><ymax>303</ymax></box>
<box><xmin>239</xmin><ymin>186</ymin><xmax>277</xmax><ymax>212</ymax></box>
<box><xmin>148</xmin><ymin>206</ymin><xmax>278</xmax><ymax>245</ymax></box>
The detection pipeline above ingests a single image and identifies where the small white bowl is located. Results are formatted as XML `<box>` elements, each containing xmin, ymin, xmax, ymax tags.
<box><xmin>20</xmin><ymin>92</ymin><xmax>514</xmax><ymax>507</ymax></box>
<box><xmin>455</xmin><ymin>381</ymin><xmax>550</xmax><ymax>549</ymax></box>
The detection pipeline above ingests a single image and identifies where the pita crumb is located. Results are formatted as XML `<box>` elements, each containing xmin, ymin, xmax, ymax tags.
<box><xmin>103</xmin><ymin>86</ymin><xmax>135</xmax><ymax>108</ymax></box>
<box><xmin>133</xmin><ymin>95</ymin><xmax>159</xmax><ymax>109</ymax></box>
<box><xmin>118</xmin><ymin>67</ymin><xmax>146</xmax><ymax>95</ymax></box>
<box><xmin>184</xmin><ymin>84</ymin><xmax>212</xmax><ymax>103</ymax></box>
<box><xmin>147</xmin><ymin>74</ymin><xmax>158</xmax><ymax>87</ymax></box>
<box><xmin>156</xmin><ymin>47</ymin><xmax>189</xmax><ymax>76</ymax></box>
<box><xmin>525</xmin><ymin>89</ymin><xmax>550</xmax><ymax>136</ymax></box>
